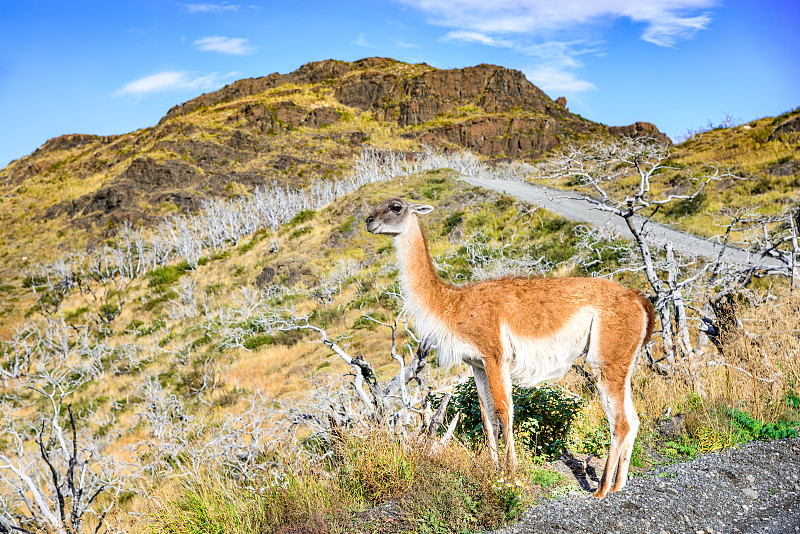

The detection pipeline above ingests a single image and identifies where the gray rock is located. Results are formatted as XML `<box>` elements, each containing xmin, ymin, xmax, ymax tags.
<box><xmin>486</xmin><ymin>438</ymin><xmax>800</xmax><ymax>534</ymax></box>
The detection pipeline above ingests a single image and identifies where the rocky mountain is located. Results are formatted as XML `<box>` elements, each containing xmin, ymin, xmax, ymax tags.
<box><xmin>0</xmin><ymin>57</ymin><xmax>668</xmax><ymax>271</ymax></box>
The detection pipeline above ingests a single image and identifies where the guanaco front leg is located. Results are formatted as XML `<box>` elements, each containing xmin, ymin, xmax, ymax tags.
<box><xmin>472</xmin><ymin>365</ymin><xmax>501</xmax><ymax>465</ymax></box>
<box><xmin>482</xmin><ymin>357</ymin><xmax>517</xmax><ymax>472</ymax></box>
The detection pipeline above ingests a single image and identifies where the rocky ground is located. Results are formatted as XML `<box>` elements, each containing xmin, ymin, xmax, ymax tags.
<box><xmin>491</xmin><ymin>438</ymin><xmax>800</xmax><ymax>534</ymax></box>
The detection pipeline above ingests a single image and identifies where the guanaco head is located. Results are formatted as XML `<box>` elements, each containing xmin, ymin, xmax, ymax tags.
<box><xmin>365</xmin><ymin>198</ymin><xmax>434</xmax><ymax>236</ymax></box>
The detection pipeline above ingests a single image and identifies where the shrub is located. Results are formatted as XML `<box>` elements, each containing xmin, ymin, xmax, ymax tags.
<box><xmin>148</xmin><ymin>261</ymin><xmax>193</xmax><ymax>287</ymax></box>
<box><xmin>727</xmin><ymin>408</ymin><xmax>799</xmax><ymax>441</ymax></box>
<box><xmin>442</xmin><ymin>210</ymin><xmax>464</xmax><ymax>235</ymax></box>
<box><xmin>338</xmin><ymin>215</ymin><xmax>356</xmax><ymax>234</ymax></box>
<box><xmin>243</xmin><ymin>334</ymin><xmax>275</xmax><ymax>351</ymax></box>
<box><xmin>494</xmin><ymin>194</ymin><xmax>514</xmax><ymax>211</ymax></box>
<box><xmin>352</xmin><ymin>312</ymin><xmax>387</xmax><ymax>330</ymax></box>
<box><xmin>289</xmin><ymin>226</ymin><xmax>312</xmax><ymax>239</ymax></box>
<box><xmin>289</xmin><ymin>209</ymin><xmax>315</xmax><ymax>226</ymax></box>
<box><xmin>438</xmin><ymin>378</ymin><xmax>584</xmax><ymax>458</ymax></box>
<box><xmin>142</xmin><ymin>290</ymin><xmax>178</xmax><ymax>311</ymax></box>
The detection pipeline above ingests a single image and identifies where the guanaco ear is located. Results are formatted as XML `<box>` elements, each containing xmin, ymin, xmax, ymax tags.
<box><xmin>410</xmin><ymin>203</ymin><xmax>434</xmax><ymax>215</ymax></box>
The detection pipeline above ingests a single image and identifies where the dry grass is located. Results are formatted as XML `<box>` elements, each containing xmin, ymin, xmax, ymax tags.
<box><xmin>140</xmin><ymin>429</ymin><xmax>543</xmax><ymax>534</ymax></box>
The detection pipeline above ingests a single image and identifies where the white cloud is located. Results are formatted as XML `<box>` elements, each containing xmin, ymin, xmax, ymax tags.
<box><xmin>351</xmin><ymin>33</ymin><xmax>375</xmax><ymax>48</ymax></box>
<box><xmin>114</xmin><ymin>71</ymin><xmax>235</xmax><ymax>96</ymax></box>
<box><xmin>515</xmin><ymin>41</ymin><xmax>601</xmax><ymax>93</ymax></box>
<box><xmin>640</xmin><ymin>13</ymin><xmax>712</xmax><ymax>47</ymax></box>
<box><xmin>193</xmin><ymin>36</ymin><xmax>257</xmax><ymax>55</ymax></box>
<box><xmin>397</xmin><ymin>1</ymin><xmax>715</xmax><ymax>93</ymax></box>
<box><xmin>182</xmin><ymin>2</ymin><xmax>241</xmax><ymax>13</ymax></box>
<box><xmin>398</xmin><ymin>0</ymin><xmax>716</xmax><ymax>45</ymax></box>
<box><xmin>524</xmin><ymin>67</ymin><xmax>596</xmax><ymax>93</ymax></box>
<box><xmin>396</xmin><ymin>40</ymin><xmax>421</xmax><ymax>48</ymax></box>
<box><xmin>442</xmin><ymin>31</ymin><xmax>512</xmax><ymax>47</ymax></box>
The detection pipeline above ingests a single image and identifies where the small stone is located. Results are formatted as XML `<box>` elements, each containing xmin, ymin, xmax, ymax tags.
<box><xmin>742</xmin><ymin>488</ymin><xmax>758</xmax><ymax>498</ymax></box>
<box><xmin>746</xmin><ymin>474</ymin><xmax>756</xmax><ymax>483</ymax></box>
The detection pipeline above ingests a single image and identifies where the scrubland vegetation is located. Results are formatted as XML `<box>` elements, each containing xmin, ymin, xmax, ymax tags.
<box><xmin>1</xmin><ymin>115</ymin><xmax>799</xmax><ymax>533</ymax></box>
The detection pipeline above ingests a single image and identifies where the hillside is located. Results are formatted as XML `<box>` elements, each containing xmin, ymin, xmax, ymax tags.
<box><xmin>527</xmin><ymin>108</ymin><xmax>800</xmax><ymax>238</ymax></box>
<box><xmin>0</xmin><ymin>57</ymin><xmax>665</xmax><ymax>276</ymax></box>
<box><xmin>1</xmin><ymin>58</ymin><xmax>798</xmax><ymax>534</ymax></box>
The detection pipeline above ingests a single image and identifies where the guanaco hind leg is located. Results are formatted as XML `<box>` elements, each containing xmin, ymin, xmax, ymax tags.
<box><xmin>593</xmin><ymin>368</ymin><xmax>639</xmax><ymax>498</ymax></box>
<box><xmin>610</xmin><ymin>384</ymin><xmax>639</xmax><ymax>493</ymax></box>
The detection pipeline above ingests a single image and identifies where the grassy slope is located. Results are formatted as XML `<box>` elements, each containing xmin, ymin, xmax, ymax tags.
<box><xmin>2</xmin><ymin>145</ymin><xmax>799</xmax><ymax>532</ymax></box>
<box><xmin>1</xmin><ymin>168</ymin><xmax>591</xmax><ymax>457</ymax></box>
<box><xmin>1</xmin><ymin>169</ymin><xmax>615</xmax><ymax>531</ymax></box>
<box><xmin>528</xmin><ymin>108</ymin><xmax>800</xmax><ymax>238</ymax></box>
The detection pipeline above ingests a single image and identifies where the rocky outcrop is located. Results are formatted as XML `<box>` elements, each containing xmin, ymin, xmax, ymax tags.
<box><xmin>160</xmin><ymin>59</ymin><xmax>356</xmax><ymax>123</ymax></box>
<box><xmin>768</xmin><ymin>115</ymin><xmax>800</xmax><ymax>141</ymax></box>
<box><xmin>609</xmin><ymin>121</ymin><xmax>672</xmax><ymax>145</ymax></box>
<box><xmin>236</xmin><ymin>101</ymin><xmax>341</xmax><ymax>133</ymax></box>
<box><xmin>161</xmin><ymin>58</ymin><xmax>562</xmax><ymax>130</ymax></box>
<box><xmin>35</xmin><ymin>134</ymin><xmax>102</xmax><ymax>153</ymax></box>
<box><xmin>306</xmin><ymin>107</ymin><xmax>341</xmax><ymax>128</ymax></box>
<box><xmin>334</xmin><ymin>63</ymin><xmax>552</xmax><ymax>126</ymax></box>
<box><xmin>418</xmin><ymin>116</ymin><xmax>562</xmax><ymax>158</ymax></box>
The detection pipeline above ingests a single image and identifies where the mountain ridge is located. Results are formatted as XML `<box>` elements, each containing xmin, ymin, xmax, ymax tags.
<box><xmin>0</xmin><ymin>57</ymin><xmax>670</xmax><ymax>271</ymax></box>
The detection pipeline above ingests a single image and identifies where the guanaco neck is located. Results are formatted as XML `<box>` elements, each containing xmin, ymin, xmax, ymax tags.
<box><xmin>394</xmin><ymin>216</ymin><xmax>458</xmax><ymax>313</ymax></box>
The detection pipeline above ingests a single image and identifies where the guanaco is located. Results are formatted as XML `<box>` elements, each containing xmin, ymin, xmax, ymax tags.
<box><xmin>365</xmin><ymin>198</ymin><xmax>654</xmax><ymax>498</ymax></box>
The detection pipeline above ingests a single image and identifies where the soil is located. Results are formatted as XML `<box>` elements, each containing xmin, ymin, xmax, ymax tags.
<box><xmin>489</xmin><ymin>438</ymin><xmax>800</xmax><ymax>534</ymax></box>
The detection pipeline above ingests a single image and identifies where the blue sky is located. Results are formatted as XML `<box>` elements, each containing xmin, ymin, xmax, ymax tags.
<box><xmin>1</xmin><ymin>0</ymin><xmax>798</xmax><ymax>168</ymax></box>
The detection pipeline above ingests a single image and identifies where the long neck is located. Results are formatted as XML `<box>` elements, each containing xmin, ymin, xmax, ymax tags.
<box><xmin>394</xmin><ymin>217</ymin><xmax>455</xmax><ymax>311</ymax></box>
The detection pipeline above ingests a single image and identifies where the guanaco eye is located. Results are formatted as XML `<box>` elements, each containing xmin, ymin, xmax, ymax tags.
<box><xmin>390</xmin><ymin>205</ymin><xmax>402</xmax><ymax>213</ymax></box>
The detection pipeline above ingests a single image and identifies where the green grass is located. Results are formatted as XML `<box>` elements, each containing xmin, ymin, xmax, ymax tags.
<box><xmin>149</xmin><ymin>261</ymin><xmax>194</xmax><ymax>287</ymax></box>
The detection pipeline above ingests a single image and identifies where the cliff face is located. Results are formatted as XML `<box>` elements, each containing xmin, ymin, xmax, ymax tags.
<box><xmin>157</xmin><ymin>57</ymin><xmax>599</xmax><ymax>161</ymax></box>
<box><xmin>0</xmin><ymin>57</ymin><xmax>669</xmax><ymax>266</ymax></box>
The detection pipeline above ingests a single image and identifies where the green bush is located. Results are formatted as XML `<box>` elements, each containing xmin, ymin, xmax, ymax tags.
<box><xmin>243</xmin><ymin>334</ymin><xmax>275</xmax><ymax>351</ymax></box>
<box><xmin>141</xmin><ymin>290</ymin><xmax>178</xmax><ymax>311</ymax></box>
<box><xmin>148</xmin><ymin>261</ymin><xmax>193</xmax><ymax>287</ymax></box>
<box><xmin>352</xmin><ymin>312</ymin><xmax>387</xmax><ymax>330</ymax></box>
<box><xmin>338</xmin><ymin>215</ymin><xmax>356</xmax><ymax>234</ymax></box>
<box><xmin>289</xmin><ymin>226</ymin><xmax>312</xmax><ymax>239</ymax></box>
<box><xmin>438</xmin><ymin>378</ymin><xmax>584</xmax><ymax>458</ymax></box>
<box><xmin>442</xmin><ymin>210</ymin><xmax>464</xmax><ymax>235</ymax></box>
<box><xmin>728</xmin><ymin>408</ymin><xmax>799</xmax><ymax>441</ymax></box>
<box><xmin>494</xmin><ymin>194</ymin><xmax>515</xmax><ymax>211</ymax></box>
<box><xmin>289</xmin><ymin>209</ymin><xmax>315</xmax><ymax>226</ymax></box>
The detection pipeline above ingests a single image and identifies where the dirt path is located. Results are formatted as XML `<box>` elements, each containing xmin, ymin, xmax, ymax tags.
<box><xmin>462</xmin><ymin>177</ymin><xmax>784</xmax><ymax>270</ymax></box>
<box><xmin>489</xmin><ymin>438</ymin><xmax>800</xmax><ymax>534</ymax></box>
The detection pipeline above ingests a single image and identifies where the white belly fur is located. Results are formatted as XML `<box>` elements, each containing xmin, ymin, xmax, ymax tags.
<box><xmin>503</xmin><ymin>309</ymin><xmax>595</xmax><ymax>387</ymax></box>
<box><xmin>407</xmin><ymin>292</ymin><xmax>595</xmax><ymax>382</ymax></box>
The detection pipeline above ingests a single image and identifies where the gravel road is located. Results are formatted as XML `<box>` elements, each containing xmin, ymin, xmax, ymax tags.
<box><xmin>490</xmin><ymin>438</ymin><xmax>800</xmax><ymax>534</ymax></box>
<box><xmin>462</xmin><ymin>177</ymin><xmax>785</xmax><ymax>270</ymax></box>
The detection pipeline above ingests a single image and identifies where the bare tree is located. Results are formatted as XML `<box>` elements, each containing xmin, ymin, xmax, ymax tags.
<box><xmin>248</xmin><ymin>304</ymin><xmax>463</xmax><ymax>448</ymax></box>
<box><xmin>537</xmin><ymin>136</ymin><xmax>799</xmax><ymax>373</ymax></box>
<box><xmin>0</xmin><ymin>398</ymin><xmax>122</xmax><ymax>534</ymax></box>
